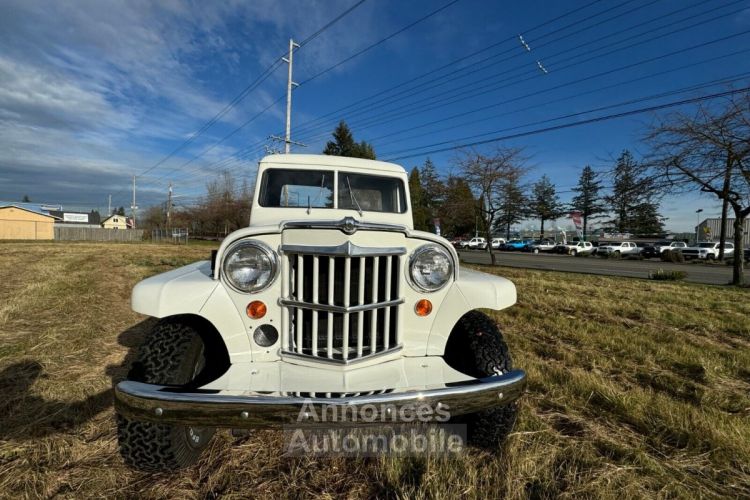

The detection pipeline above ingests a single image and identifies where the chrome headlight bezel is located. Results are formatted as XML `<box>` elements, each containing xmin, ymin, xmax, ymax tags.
<box><xmin>221</xmin><ymin>239</ymin><xmax>279</xmax><ymax>293</ymax></box>
<box><xmin>407</xmin><ymin>244</ymin><xmax>453</xmax><ymax>293</ymax></box>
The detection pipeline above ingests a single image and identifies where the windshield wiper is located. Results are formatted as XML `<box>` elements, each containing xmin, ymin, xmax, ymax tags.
<box><xmin>345</xmin><ymin>175</ymin><xmax>363</xmax><ymax>217</ymax></box>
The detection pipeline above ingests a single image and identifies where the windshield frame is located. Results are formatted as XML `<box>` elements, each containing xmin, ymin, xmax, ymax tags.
<box><xmin>257</xmin><ymin>167</ymin><xmax>408</xmax><ymax>214</ymax></box>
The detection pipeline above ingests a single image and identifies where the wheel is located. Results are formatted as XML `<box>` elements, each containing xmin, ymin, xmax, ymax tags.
<box><xmin>533</xmin><ymin>248</ymin><xmax>539</xmax><ymax>254</ymax></box>
<box><xmin>117</xmin><ymin>320</ymin><xmax>215</xmax><ymax>471</ymax></box>
<box><xmin>706</xmin><ymin>254</ymin><xmax>715</xmax><ymax>261</ymax></box>
<box><xmin>570</xmin><ymin>249</ymin><xmax>577</xmax><ymax>256</ymax></box>
<box><xmin>444</xmin><ymin>311</ymin><xmax>518</xmax><ymax>449</ymax></box>
<box><xmin>613</xmin><ymin>251</ymin><xmax>620</xmax><ymax>258</ymax></box>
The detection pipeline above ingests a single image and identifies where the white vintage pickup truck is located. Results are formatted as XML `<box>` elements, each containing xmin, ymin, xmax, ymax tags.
<box><xmin>114</xmin><ymin>154</ymin><xmax>526</xmax><ymax>470</ymax></box>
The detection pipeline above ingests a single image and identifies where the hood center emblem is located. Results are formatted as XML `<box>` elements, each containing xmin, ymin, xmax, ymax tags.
<box><xmin>341</xmin><ymin>217</ymin><xmax>358</xmax><ymax>235</ymax></box>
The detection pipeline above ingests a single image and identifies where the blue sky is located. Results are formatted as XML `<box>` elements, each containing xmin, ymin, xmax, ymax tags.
<box><xmin>1</xmin><ymin>0</ymin><xmax>749</xmax><ymax>231</ymax></box>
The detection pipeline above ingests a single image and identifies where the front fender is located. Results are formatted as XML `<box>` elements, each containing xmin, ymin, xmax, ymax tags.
<box><xmin>132</xmin><ymin>261</ymin><xmax>218</xmax><ymax>317</ymax></box>
<box><xmin>425</xmin><ymin>266</ymin><xmax>516</xmax><ymax>356</ymax></box>
<box><xmin>131</xmin><ymin>260</ymin><xmax>252</xmax><ymax>363</ymax></box>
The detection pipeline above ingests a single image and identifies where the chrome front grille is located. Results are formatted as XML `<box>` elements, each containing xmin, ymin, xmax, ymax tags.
<box><xmin>281</xmin><ymin>243</ymin><xmax>404</xmax><ymax>362</ymax></box>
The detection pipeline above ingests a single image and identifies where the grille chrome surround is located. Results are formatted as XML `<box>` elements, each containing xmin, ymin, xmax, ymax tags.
<box><xmin>281</xmin><ymin>244</ymin><xmax>404</xmax><ymax>363</ymax></box>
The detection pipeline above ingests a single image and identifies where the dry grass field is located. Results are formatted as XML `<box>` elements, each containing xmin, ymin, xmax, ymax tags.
<box><xmin>0</xmin><ymin>242</ymin><xmax>748</xmax><ymax>499</ymax></box>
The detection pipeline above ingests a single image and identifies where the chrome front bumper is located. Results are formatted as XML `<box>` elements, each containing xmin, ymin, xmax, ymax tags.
<box><xmin>114</xmin><ymin>369</ymin><xmax>526</xmax><ymax>428</ymax></box>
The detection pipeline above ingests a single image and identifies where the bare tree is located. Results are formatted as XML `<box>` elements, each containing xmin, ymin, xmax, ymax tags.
<box><xmin>644</xmin><ymin>92</ymin><xmax>750</xmax><ymax>285</ymax></box>
<box><xmin>456</xmin><ymin>147</ymin><xmax>527</xmax><ymax>265</ymax></box>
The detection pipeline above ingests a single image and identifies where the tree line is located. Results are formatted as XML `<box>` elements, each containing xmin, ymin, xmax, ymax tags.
<box><xmin>141</xmin><ymin>90</ymin><xmax>749</xmax><ymax>283</ymax></box>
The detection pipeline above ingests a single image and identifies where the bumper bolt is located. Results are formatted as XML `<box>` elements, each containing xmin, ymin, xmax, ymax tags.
<box><xmin>154</xmin><ymin>407</ymin><xmax>163</xmax><ymax>416</ymax></box>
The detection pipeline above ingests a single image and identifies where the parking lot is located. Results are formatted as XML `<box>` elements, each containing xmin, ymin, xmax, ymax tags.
<box><xmin>458</xmin><ymin>249</ymin><xmax>750</xmax><ymax>285</ymax></box>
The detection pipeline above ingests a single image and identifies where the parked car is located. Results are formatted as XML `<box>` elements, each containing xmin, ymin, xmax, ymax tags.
<box><xmin>525</xmin><ymin>239</ymin><xmax>556</xmax><ymax>254</ymax></box>
<box><xmin>491</xmin><ymin>238</ymin><xmax>506</xmax><ymax>249</ymax></box>
<box><xmin>502</xmin><ymin>239</ymin><xmax>532</xmax><ymax>251</ymax></box>
<box><xmin>449</xmin><ymin>238</ymin><xmax>464</xmax><ymax>249</ymax></box>
<box><xmin>467</xmin><ymin>237</ymin><xmax>488</xmax><ymax>250</ymax></box>
<box><xmin>682</xmin><ymin>242</ymin><xmax>734</xmax><ymax>260</ymax></box>
<box><xmin>653</xmin><ymin>241</ymin><xmax>688</xmax><ymax>254</ymax></box>
<box><xmin>597</xmin><ymin>241</ymin><xmax>640</xmax><ymax>257</ymax></box>
<box><xmin>556</xmin><ymin>241</ymin><xmax>595</xmax><ymax>256</ymax></box>
<box><xmin>639</xmin><ymin>243</ymin><xmax>660</xmax><ymax>259</ymax></box>
<box><xmin>114</xmin><ymin>154</ymin><xmax>526</xmax><ymax>471</ymax></box>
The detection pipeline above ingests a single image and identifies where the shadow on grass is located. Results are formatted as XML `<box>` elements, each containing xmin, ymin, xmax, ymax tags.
<box><xmin>0</xmin><ymin>318</ymin><xmax>155</xmax><ymax>440</ymax></box>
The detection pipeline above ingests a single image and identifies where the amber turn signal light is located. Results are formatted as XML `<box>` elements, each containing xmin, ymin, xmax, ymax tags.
<box><xmin>246</xmin><ymin>300</ymin><xmax>267</xmax><ymax>319</ymax></box>
<box><xmin>415</xmin><ymin>299</ymin><xmax>432</xmax><ymax>317</ymax></box>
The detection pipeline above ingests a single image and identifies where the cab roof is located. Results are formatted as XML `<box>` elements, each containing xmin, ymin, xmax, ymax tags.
<box><xmin>260</xmin><ymin>154</ymin><xmax>406</xmax><ymax>174</ymax></box>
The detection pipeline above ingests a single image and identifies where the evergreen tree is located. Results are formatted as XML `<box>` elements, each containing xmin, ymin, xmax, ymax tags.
<box><xmin>439</xmin><ymin>176</ymin><xmax>475</xmax><ymax>237</ymax></box>
<box><xmin>116</xmin><ymin>206</ymin><xmax>126</xmax><ymax>216</ymax></box>
<box><xmin>408</xmin><ymin>167</ymin><xmax>430</xmax><ymax>231</ymax></box>
<box><xmin>420</xmin><ymin>158</ymin><xmax>444</xmax><ymax>231</ymax></box>
<box><xmin>22</xmin><ymin>194</ymin><xmax>30</xmax><ymax>202</ymax></box>
<box><xmin>528</xmin><ymin>175</ymin><xmax>564</xmax><ymax>238</ymax></box>
<box><xmin>570</xmin><ymin>165</ymin><xmax>606</xmax><ymax>240</ymax></box>
<box><xmin>323</xmin><ymin>121</ymin><xmax>355</xmax><ymax>156</ymax></box>
<box><xmin>323</xmin><ymin>121</ymin><xmax>376</xmax><ymax>159</ymax></box>
<box><xmin>606</xmin><ymin>150</ymin><xmax>662</xmax><ymax>234</ymax></box>
<box><xmin>492</xmin><ymin>168</ymin><xmax>526</xmax><ymax>240</ymax></box>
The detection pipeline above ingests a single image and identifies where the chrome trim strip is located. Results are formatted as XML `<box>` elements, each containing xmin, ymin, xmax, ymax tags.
<box><xmin>281</xmin><ymin>241</ymin><xmax>406</xmax><ymax>257</ymax></box>
<box><xmin>281</xmin><ymin>345</ymin><xmax>403</xmax><ymax>365</ymax></box>
<box><xmin>281</xmin><ymin>217</ymin><xmax>409</xmax><ymax>235</ymax></box>
<box><xmin>114</xmin><ymin>370</ymin><xmax>527</xmax><ymax>428</ymax></box>
<box><xmin>279</xmin><ymin>298</ymin><xmax>404</xmax><ymax>314</ymax></box>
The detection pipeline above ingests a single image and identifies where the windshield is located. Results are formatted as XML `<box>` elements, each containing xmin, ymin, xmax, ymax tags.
<box><xmin>699</xmin><ymin>243</ymin><xmax>716</xmax><ymax>248</ymax></box>
<box><xmin>258</xmin><ymin>169</ymin><xmax>333</xmax><ymax>208</ymax></box>
<box><xmin>259</xmin><ymin>169</ymin><xmax>407</xmax><ymax>213</ymax></box>
<box><xmin>338</xmin><ymin>172</ymin><xmax>407</xmax><ymax>213</ymax></box>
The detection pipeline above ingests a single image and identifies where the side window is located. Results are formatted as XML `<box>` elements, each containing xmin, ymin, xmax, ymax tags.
<box><xmin>726</xmin><ymin>243</ymin><xmax>734</xmax><ymax>249</ymax></box>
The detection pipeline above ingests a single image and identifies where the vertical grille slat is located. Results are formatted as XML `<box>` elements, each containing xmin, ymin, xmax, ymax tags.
<box><xmin>370</xmin><ymin>256</ymin><xmax>379</xmax><ymax>353</ymax></box>
<box><xmin>295</xmin><ymin>254</ymin><xmax>304</xmax><ymax>354</ymax></box>
<box><xmin>342</xmin><ymin>257</ymin><xmax>351</xmax><ymax>361</ymax></box>
<box><xmin>285</xmin><ymin>247</ymin><xmax>403</xmax><ymax>362</ymax></box>
<box><xmin>383</xmin><ymin>256</ymin><xmax>392</xmax><ymax>350</ymax></box>
<box><xmin>327</xmin><ymin>256</ymin><xmax>334</xmax><ymax>359</ymax></box>
<box><xmin>311</xmin><ymin>255</ymin><xmax>319</xmax><ymax>357</ymax></box>
<box><xmin>356</xmin><ymin>257</ymin><xmax>365</xmax><ymax>357</ymax></box>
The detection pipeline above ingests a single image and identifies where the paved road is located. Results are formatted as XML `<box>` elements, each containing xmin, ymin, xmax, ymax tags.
<box><xmin>459</xmin><ymin>250</ymin><xmax>750</xmax><ymax>285</ymax></box>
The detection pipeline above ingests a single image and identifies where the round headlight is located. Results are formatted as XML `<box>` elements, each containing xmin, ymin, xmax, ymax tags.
<box><xmin>222</xmin><ymin>240</ymin><xmax>278</xmax><ymax>293</ymax></box>
<box><xmin>409</xmin><ymin>245</ymin><xmax>453</xmax><ymax>292</ymax></box>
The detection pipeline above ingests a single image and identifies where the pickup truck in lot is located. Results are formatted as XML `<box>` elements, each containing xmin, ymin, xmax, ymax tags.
<box><xmin>653</xmin><ymin>241</ymin><xmax>688</xmax><ymax>253</ymax></box>
<box><xmin>555</xmin><ymin>241</ymin><xmax>595</xmax><ymax>256</ymax></box>
<box><xmin>524</xmin><ymin>239</ymin><xmax>556</xmax><ymax>254</ymax></box>
<box><xmin>682</xmin><ymin>242</ymin><xmax>734</xmax><ymax>260</ymax></box>
<box><xmin>467</xmin><ymin>237</ymin><xmax>488</xmax><ymax>250</ymax></box>
<box><xmin>597</xmin><ymin>241</ymin><xmax>640</xmax><ymax>257</ymax></box>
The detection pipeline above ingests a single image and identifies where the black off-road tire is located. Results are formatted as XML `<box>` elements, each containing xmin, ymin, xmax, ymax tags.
<box><xmin>444</xmin><ymin>311</ymin><xmax>519</xmax><ymax>449</ymax></box>
<box><xmin>117</xmin><ymin>320</ymin><xmax>215</xmax><ymax>471</ymax></box>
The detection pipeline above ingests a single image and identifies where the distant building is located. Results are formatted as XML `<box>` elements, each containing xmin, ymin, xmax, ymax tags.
<box><xmin>101</xmin><ymin>214</ymin><xmax>131</xmax><ymax>229</ymax></box>
<box><xmin>47</xmin><ymin>210</ymin><xmax>101</xmax><ymax>228</ymax></box>
<box><xmin>0</xmin><ymin>205</ymin><xmax>56</xmax><ymax>240</ymax></box>
<box><xmin>696</xmin><ymin>218</ymin><xmax>750</xmax><ymax>247</ymax></box>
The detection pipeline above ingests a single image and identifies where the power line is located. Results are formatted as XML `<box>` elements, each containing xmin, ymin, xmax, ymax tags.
<box><xmin>286</xmin><ymin>0</ymin><xmax>607</xmax><ymax>135</ymax></box>
<box><xmin>174</xmin><ymin>0</ymin><xmax>633</xmax><ymax>179</ymax></box>
<box><xmin>379</xmin><ymin>72</ymin><xmax>750</xmax><ymax>157</ymax></box>
<box><xmin>132</xmin><ymin>0</ymin><xmax>459</xmax><ymax>194</ymax></box>
<box><xmin>294</xmin><ymin>12</ymin><xmax>750</xmax><ymax>149</ymax></box>
<box><xmin>297</xmin><ymin>0</ymin><xmax>461</xmax><ymax>86</ymax></box>
<box><xmin>384</xmin><ymin>86</ymin><xmax>750</xmax><ymax>161</ymax></box>
<box><xmin>297</xmin><ymin>3</ymin><xmax>749</xmax><ymax>144</ymax></box>
<box><xmin>372</xmin><ymin>48</ymin><xmax>750</xmax><ymax>151</ymax></box>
